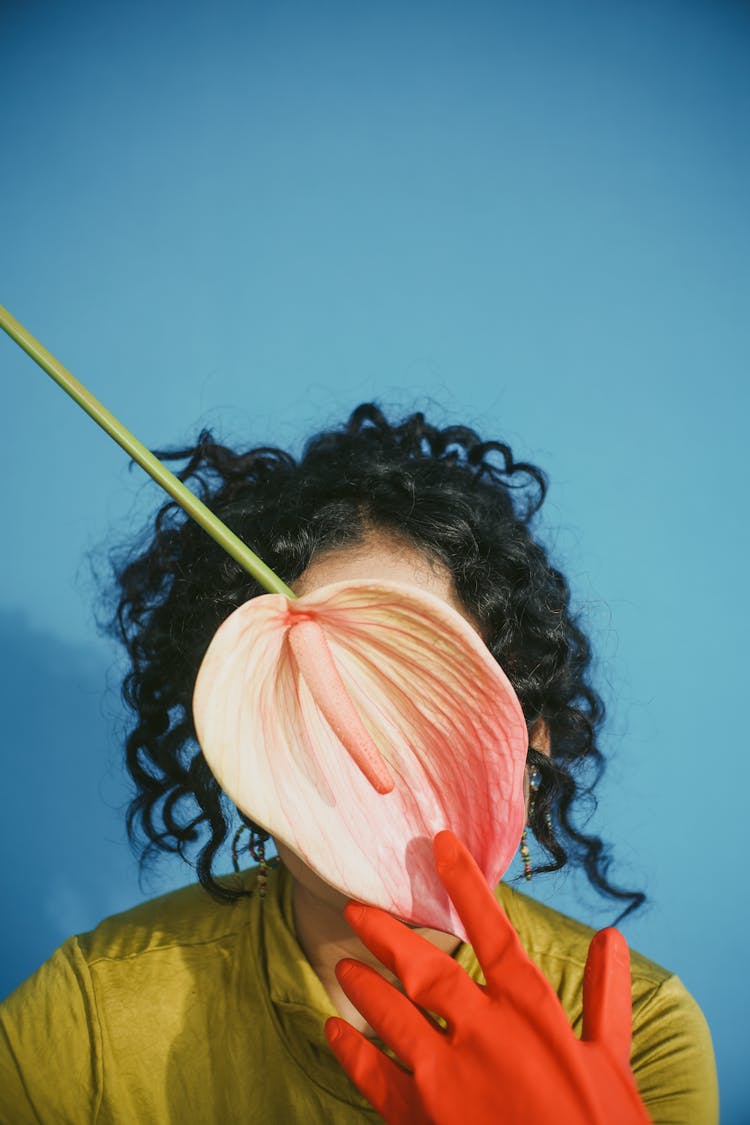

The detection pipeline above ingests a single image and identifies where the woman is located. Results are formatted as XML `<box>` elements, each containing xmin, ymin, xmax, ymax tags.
<box><xmin>0</xmin><ymin>403</ymin><xmax>717</xmax><ymax>1122</ymax></box>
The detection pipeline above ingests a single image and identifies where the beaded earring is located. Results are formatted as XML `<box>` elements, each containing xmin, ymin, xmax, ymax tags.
<box><xmin>520</xmin><ymin>765</ymin><xmax>542</xmax><ymax>881</ymax></box>
<box><xmin>231</xmin><ymin>823</ymin><xmax>279</xmax><ymax>898</ymax></box>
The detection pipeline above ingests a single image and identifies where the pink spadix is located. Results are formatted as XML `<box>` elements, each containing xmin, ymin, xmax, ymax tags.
<box><xmin>286</xmin><ymin>611</ymin><xmax>394</xmax><ymax>795</ymax></box>
<box><xmin>193</xmin><ymin>579</ymin><xmax>528</xmax><ymax>938</ymax></box>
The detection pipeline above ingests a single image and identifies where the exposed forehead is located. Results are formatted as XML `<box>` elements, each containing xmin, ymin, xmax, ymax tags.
<box><xmin>292</xmin><ymin>529</ymin><xmax>477</xmax><ymax>630</ymax></box>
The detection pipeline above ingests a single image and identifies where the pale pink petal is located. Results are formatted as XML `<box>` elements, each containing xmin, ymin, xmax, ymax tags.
<box><xmin>193</xmin><ymin>579</ymin><xmax>528</xmax><ymax>937</ymax></box>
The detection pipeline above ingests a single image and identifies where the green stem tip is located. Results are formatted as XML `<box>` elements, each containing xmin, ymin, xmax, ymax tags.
<box><xmin>0</xmin><ymin>304</ymin><xmax>296</xmax><ymax>599</ymax></box>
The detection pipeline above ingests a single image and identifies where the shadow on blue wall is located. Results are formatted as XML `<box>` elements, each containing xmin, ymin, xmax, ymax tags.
<box><xmin>0</xmin><ymin>610</ymin><xmax>183</xmax><ymax>1000</ymax></box>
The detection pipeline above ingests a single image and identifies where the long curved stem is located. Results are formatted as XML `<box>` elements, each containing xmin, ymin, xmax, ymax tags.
<box><xmin>0</xmin><ymin>304</ymin><xmax>296</xmax><ymax>598</ymax></box>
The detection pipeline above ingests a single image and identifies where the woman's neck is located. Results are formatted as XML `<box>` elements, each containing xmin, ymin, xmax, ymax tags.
<box><xmin>285</xmin><ymin>859</ymin><xmax>461</xmax><ymax>1037</ymax></box>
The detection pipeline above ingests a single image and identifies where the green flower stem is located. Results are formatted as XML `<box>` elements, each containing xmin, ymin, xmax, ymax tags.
<box><xmin>0</xmin><ymin>304</ymin><xmax>296</xmax><ymax>598</ymax></box>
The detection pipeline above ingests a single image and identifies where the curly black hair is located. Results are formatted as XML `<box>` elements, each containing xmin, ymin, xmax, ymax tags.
<box><xmin>107</xmin><ymin>402</ymin><xmax>644</xmax><ymax>921</ymax></box>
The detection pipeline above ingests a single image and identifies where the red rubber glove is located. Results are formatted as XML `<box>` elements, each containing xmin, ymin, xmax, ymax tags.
<box><xmin>325</xmin><ymin>831</ymin><xmax>652</xmax><ymax>1125</ymax></box>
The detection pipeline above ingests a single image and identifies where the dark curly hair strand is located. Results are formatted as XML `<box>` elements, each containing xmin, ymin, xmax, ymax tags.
<box><xmin>106</xmin><ymin>403</ymin><xmax>644</xmax><ymax>922</ymax></box>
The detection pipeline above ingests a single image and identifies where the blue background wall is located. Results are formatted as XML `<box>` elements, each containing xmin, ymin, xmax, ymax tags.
<box><xmin>2</xmin><ymin>0</ymin><xmax>747</xmax><ymax>1118</ymax></box>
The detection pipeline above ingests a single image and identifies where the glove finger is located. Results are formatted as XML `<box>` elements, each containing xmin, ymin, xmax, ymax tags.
<box><xmin>433</xmin><ymin>831</ymin><xmax>546</xmax><ymax>1001</ymax></box>
<box><xmin>582</xmin><ymin>927</ymin><xmax>633</xmax><ymax>1066</ymax></box>
<box><xmin>344</xmin><ymin>901</ymin><xmax>474</xmax><ymax>1016</ymax></box>
<box><xmin>336</xmin><ymin>958</ymin><xmax>445</xmax><ymax>1070</ymax></box>
<box><xmin>325</xmin><ymin>1016</ymin><xmax>425</xmax><ymax>1125</ymax></box>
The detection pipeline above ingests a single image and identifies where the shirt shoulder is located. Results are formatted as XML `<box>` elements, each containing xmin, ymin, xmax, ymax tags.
<box><xmin>494</xmin><ymin>882</ymin><xmax>671</xmax><ymax>990</ymax></box>
<box><xmin>473</xmin><ymin>884</ymin><xmax>719</xmax><ymax>1125</ymax></box>
<box><xmin>0</xmin><ymin>936</ymin><xmax>101</xmax><ymax>1123</ymax></box>
<box><xmin>0</xmin><ymin>869</ymin><xmax>271</xmax><ymax>1124</ymax></box>
<box><xmin>75</xmin><ymin>868</ymin><xmax>260</xmax><ymax>965</ymax></box>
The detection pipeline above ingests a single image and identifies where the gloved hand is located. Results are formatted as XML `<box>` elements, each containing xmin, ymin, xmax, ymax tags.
<box><xmin>325</xmin><ymin>830</ymin><xmax>651</xmax><ymax>1125</ymax></box>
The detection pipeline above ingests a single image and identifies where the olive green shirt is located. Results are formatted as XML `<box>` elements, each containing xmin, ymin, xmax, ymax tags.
<box><xmin>0</xmin><ymin>865</ymin><xmax>718</xmax><ymax>1123</ymax></box>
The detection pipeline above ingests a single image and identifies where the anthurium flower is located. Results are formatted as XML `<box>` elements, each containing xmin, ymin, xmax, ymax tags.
<box><xmin>193</xmin><ymin>579</ymin><xmax>528</xmax><ymax>937</ymax></box>
<box><xmin>0</xmin><ymin>308</ymin><xmax>524</xmax><ymax>934</ymax></box>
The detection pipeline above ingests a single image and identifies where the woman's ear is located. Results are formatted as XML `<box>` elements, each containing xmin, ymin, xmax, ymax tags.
<box><xmin>530</xmin><ymin>718</ymin><xmax>551</xmax><ymax>757</ymax></box>
<box><xmin>524</xmin><ymin>719</ymin><xmax>551</xmax><ymax>813</ymax></box>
